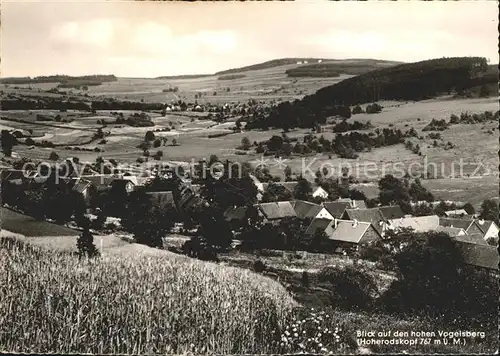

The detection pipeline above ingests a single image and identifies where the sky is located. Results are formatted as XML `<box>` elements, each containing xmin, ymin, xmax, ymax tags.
<box><xmin>1</xmin><ymin>0</ymin><xmax>498</xmax><ymax>78</ymax></box>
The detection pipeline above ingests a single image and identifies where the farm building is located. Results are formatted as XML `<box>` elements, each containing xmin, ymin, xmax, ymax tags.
<box><xmin>322</xmin><ymin>201</ymin><xmax>351</xmax><ymax>219</ymax></box>
<box><xmin>342</xmin><ymin>208</ymin><xmax>386</xmax><ymax>234</ymax></box>
<box><xmin>378</xmin><ymin>205</ymin><xmax>405</xmax><ymax>220</ymax></box>
<box><xmin>145</xmin><ymin>191</ymin><xmax>176</xmax><ymax>211</ymax></box>
<box><xmin>439</xmin><ymin>217</ymin><xmax>483</xmax><ymax>235</ymax></box>
<box><xmin>328</xmin><ymin>219</ymin><xmax>382</xmax><ymax>252</ymax></box>
<box><xmin>453</xmin><ymin>233</ymin><xmax>489</xmax><ymax>246</ymax></box>
<box><xmin>455</xmin><ymin>241</ymin><xmax>499</xmax><ymax>271</ymax></box>
<box><xmin>254</xmin><ymin>201</ymin><xmax>297</xmax><ymax>223</ymax></box>
<box><xmin>291</xmin><ymin>200</ymin><xmax>325</xmax><ymax>220</ymax></box>
<box><xmin>110</xmin><ymin>179</ymin><xmax>135</xmax><ymax>193</ymax></box>
<box><xmin>304</xmin><ymin>218</ymin><xmax>336</xmax><ymax>237</ymax></box>
<box><xmin>475</xmin><ymin>219</ymin><xmax>500</xmax><ymax>240</ymax></box>
<box><xmin>435</xmin><ymin>226</ymin><xmax>467</xmax><ymax>237</ymax></box>
<box><xmin>444</xmin><ymin>209</ymin><xmax>469</xmax><ymax>218</ymax></box>
<box><xmin>336</xmin><ymin>198</ymin><xmax>367</xmax><ymax>209</ymax></box>
<box><xmin>312</xmin><ymin>186</ymin><xmax>329</xmax><ymax>199</ymax></box>
<box><xmin>386</xmin><ymin>215</ymin><xmax>440</xmax><ymax>233</ymax></box>
<box><xmin>79</xmin><ymin>175</ymin><xmax>117</xmax><ymax>192</ymax></box>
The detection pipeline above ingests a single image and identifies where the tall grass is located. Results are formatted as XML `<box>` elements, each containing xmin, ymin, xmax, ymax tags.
<box><xmin>0</xmin><ymin>238</ymin><xmax>296</xmax><ymax>354</ymax></box>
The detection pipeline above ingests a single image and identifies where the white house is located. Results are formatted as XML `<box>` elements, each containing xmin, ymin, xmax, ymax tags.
<box><xmin>312</xmin><ymin>186</ymin><xmax>329</xmax><ymax>199</ymax></box>
<box><xmin>476</xmin><ymin>219</ymin><xmax>500</xmax><ymax>240</ymax></box>
<box><xmin>314</xmin><ymin>206</ymin><xmax>335</xmax><ymax>220</ymax></box>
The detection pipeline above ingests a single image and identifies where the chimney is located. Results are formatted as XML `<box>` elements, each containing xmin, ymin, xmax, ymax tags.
<box><xmin>478</xmin><ymin>219</ymin><xmax>485</xmax><ymax>225</ymax></box>
<box><xmin>352</xmin><ymin>219</ymin><xmax>358</xmax><ymax>227</ymax></box>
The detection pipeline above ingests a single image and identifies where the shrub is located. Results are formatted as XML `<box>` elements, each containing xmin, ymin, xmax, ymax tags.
<box><xmin>49</xmin><ymin>151</ymin><xmax>59</xmax><ymax>161</ymax></box>
<box><xmin>76</xmin><ymin>227</ymin><xmax>100</xmax><ymax>259</ymax></box>
<box><xmin>253</xmin><ymin>260</ymin><xmax>266</xmax><ymax>273</ymax></box>
<box><xmin>365</xmin><ymin>103</ymin><xmax>382</xmax><ymax>114</ymax></box>
<box><xmin>318</xmin><ymin>266</ymin><xmax>378</xmax><ymax>310</ymax></box>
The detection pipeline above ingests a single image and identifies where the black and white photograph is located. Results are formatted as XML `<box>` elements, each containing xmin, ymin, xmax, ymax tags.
<box><xmin>0</xmin><ymin>0</ymin><xmax>498</xmax><ymax>354</ymax></box>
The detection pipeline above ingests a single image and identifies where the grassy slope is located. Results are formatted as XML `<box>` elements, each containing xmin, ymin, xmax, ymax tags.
<box><xmin>0</xmin><ymin>237</ymin><xmax>296</xmax><ymax>354</ymax></box>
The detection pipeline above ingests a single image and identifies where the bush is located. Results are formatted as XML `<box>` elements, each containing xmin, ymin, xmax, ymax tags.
<box><xmin>365</xmin><ymin>103</ymin><xmax>382</xmax><ymax>114</ymax></box>
<box><xmin>253</xmin><ymin>260</ymin><xmax>266</xmax><ymax>273</ymax></box>
<box><xmin>49</xmin><ymin>151</ymin><xmax>59</xmax><ymax>161</ymax></box>
<box><xmin>318</xmin><ymin>266</ymin><xmax>378</xmax><ymax>310</ymax></box>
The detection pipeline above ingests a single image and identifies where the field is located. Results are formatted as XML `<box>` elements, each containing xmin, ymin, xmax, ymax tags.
<box><xmin>0</xmin><ymin>237</ymin><xmax>296</xmax><ymax>354</ymax></box>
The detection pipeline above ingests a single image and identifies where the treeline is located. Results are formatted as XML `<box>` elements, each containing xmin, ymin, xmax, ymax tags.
<box><xmin>286</xmin><ymin>63</ymin><xmax>340</xmax><ymax>78</ymax></box>
<box><xmin>308</xmin><ymin>57</ymin><xmax>490</xmax><ymax>105</ymax></box>
<box><xmin>218</xmin><ymin>74</ymin><xmax>246</xmax><ymax>80</ymax></box>
<box><xmin>0</xmin><ymin>75</ymin><xmax>117</xmax><ymax>85</ymax></box>
<box><xmin>0</xmin><ymin>95</ymin><xmax>164</xmax><ymax>112</ymax></box>
<box><xmin>246</xmin><ymin>100</ymin><xmax>352</xmax><ymax>130</ymax></box>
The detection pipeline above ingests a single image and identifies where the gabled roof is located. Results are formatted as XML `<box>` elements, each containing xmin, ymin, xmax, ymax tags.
<box><xmin>336</xmin><ymin>198</ymin><xmax>367</xmax><ymax>209</ymax></box>
<box><xmin>343</xmin><ymin>208</ymin><xmax>386</xmax><ymax>233</ymax></box>
<box><xmin>379</xmin><ymin>205</ymin><xmax>405</xmax><ymax>220</ymax></box>
<box><xmin>435</xmin><ymin>226</ymin><xmax>465</xmax><ymax>237</ymax></box>
<box><xmin>444</xmin><ymin>209</ymin><xmax>469</xmax><ymax>217</ymax></box>
<box><xmin>72</xmin><ymin>178</ymin><xmax>92</xmax><ymax>194</ymax></box>
<box><xmin>322</xmin><ymin>201</ymin><xmax>351</xmax><ymax>219</ymax></box>
<box><xmin>80</xmin><ymin>175</ymin><xmax>116</xmax><ymax>188</ymax></box>
<box><xmin>387</xmin><ymin>215</ymin><xmax>440</xmax><ymax>233</ymax></box>
<box><xmin>475</xmin><ymin>220</ymin><xmax>498</xmax><ymax>234</ymax></box>
<box><xmin>329</xmin><ymin>220</ymin><xmax>375</xmax><ymax>244</ymax></box>
<box><xmin>292</xmin><ymin>200</ymin><xmax>322</xmax><ymax>219</ymax></box>
<box><xmin>281</xmin><ymin>182</ymin><xmax>299</xmax><ymax>193</ymax></box>
<box><xmin>439</xmin><ymin>217</ymin><xmax>476</xmax><ymax>231</ymax></box>
<box><xmin>305</xmin><ymin>218</ymin><xmax>335</xmax><ymax>236</ymax></box>
<box><xmin>255</xmin><ymin>201</ymin><xmax>297</xmax><ymax>220</ymax></box>
<box><xmin>454</xmin><ymin>233</ymin><xmax>488</xmax><ymax>246</ymax></box>
<box><xmin>455</xmin><ymin>241</ymin><xmax>499</xmax><ymax>270</ymax></box>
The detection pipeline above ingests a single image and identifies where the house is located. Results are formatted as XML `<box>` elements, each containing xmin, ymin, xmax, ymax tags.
<box><xmin>145</xmin><ymin>191</ymin><xmax>176</xmax><ymax>211</ymax></box>
<box><xmin>79</xmin><ymin>175</ymin><xmax>116</xmax><ymax>192</ymax></box>
<box><xmin>304</xmin><ymin>218</ymin><xmax>336</xmax><ymax>236</ymax></box>
<box><xmin>454</xmin><ymin>233</ymin><xmax>488</xmax><ymax>246</ymax></box>
<box><xmin>312</xmin><ymin>186</ymin><xmax>329</xmax><ymax>199</ymax></box>
<box><xmin>455</xmin><ymin>241</ymin><xmax>499</xmax><ymax>271</ymax></box>
<box><xmin>386</xmin><ymin>215</ymin><xmax>440</xmax><ymax>233</ymax></box>
<box><xmin>254</xmin><ymin>201</ymin><xmax>297</xmax><ymax>222</ymax></box>
<box><xmin>439</xmin><ymin>217</ymin><xmax>483</xmax><ymax>236</ymax></box>
<box><xmin>342</xmin><ymin>208</ymin><xmax>386</xmax><ymax>234</ymax></box>
<box><xmin>68</xmin><ymin>178</ymin><xmax>96</xmax><ymax>203</ymax></box>
<box><xmin>322</xmin><ymin>201</ymin><xmax>351</xmax><ymax>219</ymax></box>
<box><xmin>475</xmin><ymin>219</ymin><xmax>500</xmax><ymax>240</ymax></box>
<box><xmin>291</xmin><ymin>200</ymin><xmax>329</xmax><ymax>220</ymax></box>
<box><xmin>435</xmin><ymin>226</ymin><xmax>467</xmax><ymax>237</ymax></box>
<box><xmin>328</xmin><ymin>219</ymin><xmax>382</xmax><ymax>250</ymax></box>
<box><xmin>378</xmin><ymin>205</ymin><xmax>405</xmax><ymax>220</ymax></box>
<box><xmin>444</xmin><ymin>209</ymin><xmax>469</xmax><ymax>218</ymax></box>
<box><xmin>336</xmin><ymin>198</ymin><xmax>367</xmax><ymax>209</ymax></box>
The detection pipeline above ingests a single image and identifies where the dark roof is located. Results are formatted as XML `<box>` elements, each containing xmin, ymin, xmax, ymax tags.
<box><xmin>305</xmin><ymin>218</ymin><xmax>335</xmax><ymax>236</ymax></box>
<box><xmin>454</xmin><ymin>233</ymin><xmax>488</xmax><ymax>246</ymax></box>
<box><xmin>378</xmin><ymin>205</ymin><xmax>405</xmax><ymax>220</ymax></box>
<box><xmin>455</xmin><ymin>241</ymin><xmax>499</xmax><ymax>270</ymax></box>
<box><xmin>343</xmin><ymin>208</ymin><xmax>385</xmax><ymax>234</ymax></box>
<box><xmin>476</xmin><ymin>220</ymin><xmax>498</xmax><ymax>234</ymax></box>
<box><xmin>255</xmin><ymin>201</ymin><xmax>296</xmax><ymax>220</ymax></box>
<box><xmin>435</xmin><ymin>226</ymin><xmax>465</xmax><ymax>237</ymax></box>
<box><xmin>329</xmin><ymin>220</ymin><xmax>377</xmax><ymax>244</ymax></box>
<box><xmin>322</xmin><ymin>201</ymin><xmax>350</xmax><ymax>219</ymax></box>
<box><xmin>292</xmin><ymin>200</ymin><xmax>322</xmax><ymax>219</ymax></box>
<box><xmin>80</xmin><ymin>175</ymin><xmax>116</xmax><ymax>189</ymax></box>
<box><xmin>336</xmin><ymin>198</ymin><xmax>367</xmax><ymax>209</ymax></box>
<box><xmin>439</xmin><ymin>217</ymin><xmax>475</xmax><ymax>231</ymax></box>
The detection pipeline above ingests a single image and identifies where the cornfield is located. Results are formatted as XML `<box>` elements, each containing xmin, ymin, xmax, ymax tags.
<box><xmin>0</xmin><ymin>237</ymin><xmax>297</xmax><ymax>354</ymax></box>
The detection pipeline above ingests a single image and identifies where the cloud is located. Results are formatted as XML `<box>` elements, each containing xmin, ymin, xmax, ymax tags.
<box><xmin>49</xmin><ymin>19</ymin><xmax>115</xmax><ymax>48</ymax></box>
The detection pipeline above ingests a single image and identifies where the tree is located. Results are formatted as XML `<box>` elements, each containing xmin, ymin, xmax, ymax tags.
<box><xmin>153</xmin><ymin>138</ymin><xmax>162</xmax><ymax>148</ymax></box>
<box><xmin>1</xmin><ymin>130</ymin><xmax>16</xmax><ymax>156</ymax></box>
<box><xmin>240</xmin><ymin>136</ymin><xmax>251</xmax><ymax>150</ymax></box>
<box><xmin>262</xmin><ymin>182</ymin><xmax>293</xmax><ymax>202</ymax></box>
<box><xmin>284</xmin><ymin>166</ymin><xmax>292</xmax><ymax>181</ymax></box>
<box><xmin>49</xmin><ymin>151</ymin><xmax>60</xmax><ymax>161</ymax></box>
<box><xmin>293</xmin><ymin>176</ymin><xmax>312</xmax><ymax>201</ymax></box>
<box><xmin>409</xmin><ymin>178</ymin><xmax>434</xmax><ymax>202</ymax></box>
<box><xmin>378</xmin><ymin>174</ymin><xmax>411</xmax><ymax>207</ymax></box>
<box><xmin>77</xmin><ymin>226</ymin><xmax>100</xmax><ymax>259</ymax></box>
<box><xmin>153</xmin><ymin>150</ymin><xmax>163</xmax><ymax>160</ymax></box>
<box><xmin>172</xmin><ymin>138</ymin><xmax>178</xmax><ymax>146</ymax></box>
<box><xmin>144</xmin><ymin>131</ymin><xmax>155</xmax><ymax>141</ymax></box>
<box><xmin>121</xmin><ymin>190</ymin><xmax>175</xmax><ymax>247</ymax></box>
<box><xmin>479</xmin><ymin>199</ymin><xmax>499</xmax><ymax>224</ymax></box>
<box><xmin>479</xmin><ymin>85</ymin><xmax>490</xmax><ymax>98</ymax></box>
<box><xmin>463</xmin><ymin>202</ymin><xmax>475</xmax><ymax>215</ymax></box>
